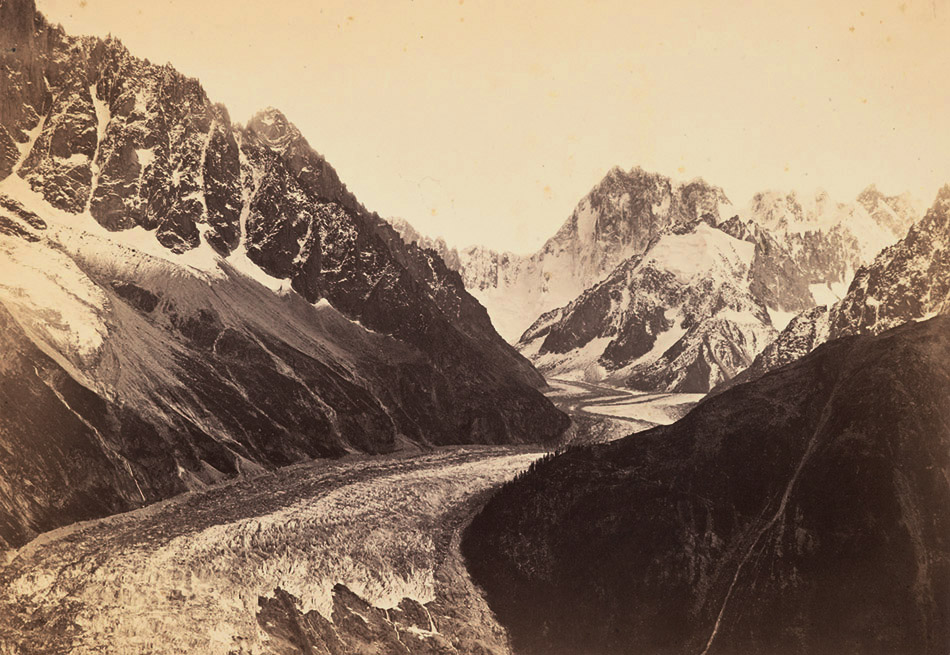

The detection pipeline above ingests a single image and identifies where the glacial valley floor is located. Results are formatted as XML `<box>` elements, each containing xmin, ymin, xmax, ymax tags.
<box><xmin>0</xmin><ymin>381</ymin><xmax>707</xmax><ymax>654</ymax></box>
<box><xmin>544</xmin><ymin>378</ymin><xmax>704</xmax><ymax>443</ymax></box>
<box><xmin>0</xmin><ymin>446</ymin><xmax>542</xmax><ymax>655</ymax></box>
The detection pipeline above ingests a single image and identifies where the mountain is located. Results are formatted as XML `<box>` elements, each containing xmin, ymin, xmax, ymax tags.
<box><xmin>393</xmin><ymin>166</ymin><xmax>735</xmax><ymax>341</ymax></box>
<box><xmin>464</xmin><ymin>316</ymin><xmax>950</xmax><ymax>655</ymax></box>
<box><xmin>747</xmin><ymin>186</ymin><xmax>920</xmax><ymax>273</ymax></box>
<box><xmin>517</xmin><ymin>219</ymin><xmax>777</xmax><ymax>392</ymax></box>
<box><xmin>0</xmin><ymin>0</ymin><xmax>567</xmax><ymax>550</ymax></box>
<box><xmin>388</xmin><ymin>217</ymin><xmax>462</xmax><ymax>271</ymax></box>
<box><xmin>391</xmin><ymin>173</ymin><xmax>918</xmax><ymax>348</ymax></box>
<box><xmin>723</xmin><ymin>185</ymin><xmax>950</xmax><ymax>392</ymax></box>
<box><xmin>744</xmin><ymin>186</ymin><xmax>920</xmax><ymax>306</ymax></box>
<box><xmin>507</xmin><ymin>182</ymin><xmax>920</xmax><ymax>391</ymax></box>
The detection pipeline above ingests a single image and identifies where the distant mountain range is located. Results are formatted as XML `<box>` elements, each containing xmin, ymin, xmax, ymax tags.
<box><xmin>392</xmin><ymin>166</ymin><xmax>736</xmax><ymax>341</ymax></box>
<box><xmin>392</xmin><ymin>167</ymin><xmax>921</xmax><ymax>391</ymax></box>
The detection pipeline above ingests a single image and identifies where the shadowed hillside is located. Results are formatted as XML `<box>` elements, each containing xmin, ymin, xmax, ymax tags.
<box><xmin>464</xmin><ymin>316</ymin><xmax>950</xmax><ymax>655</ymax></box>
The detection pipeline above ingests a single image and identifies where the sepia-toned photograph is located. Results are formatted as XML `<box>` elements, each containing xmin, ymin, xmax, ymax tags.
<box><xmin>0</xmin><ymin>0</ymin><xmax>948</xmax><ymax>653</ymax></box>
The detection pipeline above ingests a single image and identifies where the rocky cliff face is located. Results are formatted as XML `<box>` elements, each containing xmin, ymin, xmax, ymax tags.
<box><xmin>0</xmin><ymin>0</ymin><xmax>567</xmax><ymax>550</ymax></box>
<box><xmin>747</xmin><ymin>187</ymin><xmax>918</xmax><ymax>270</ymax></box>
<box><xmin>464</xmin><ymin>316</ymin><xmax>950</xmax><ymax>655</ymax></box>
<box><xmin>723</xmin><ymin>185</ymin><xmax>950</xmax><ymax>392</ymax></box>
<box><xmin>388</xmin><ymin>217</ymin><xmax>462</xmax><ymax>272</ymax></box>
<box><xmin>743</xmin><ymin>187</ymin><xmax>919</xmax><ymax>306</ymax></box>
<box><xmin>715</xmin><ymin>215</ymin><xmax>816</xmax><ymax>314</ymax></box>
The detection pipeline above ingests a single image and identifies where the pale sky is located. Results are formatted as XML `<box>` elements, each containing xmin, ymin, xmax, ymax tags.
<box><xmin>36</xmin><ymin>0</ymin><xmax>950</xmax><ymax>253</ymax></box>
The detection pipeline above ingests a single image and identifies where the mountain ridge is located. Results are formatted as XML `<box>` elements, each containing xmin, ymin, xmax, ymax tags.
<box><xmin>516</xmin><ymin>219</ymin><xmax>778</xmax><ymax>392</ymax></box>
<box><xmin>391</xmin><ymin>170</ymin><xmax>919</xmax><ymax>362</ymax></box>
<box><xmin>486</xmin><ymin>177</ymin><xmax>920</xmax><ymax>391</ymax></box>
<box><xmin>717</xmin><ymin>183</ymin><xmax>950</xmax><ymax>393</ymax></box>
<box><xmin>0</xmin><ymin>0</ymin><xmax>568</xmax><ymax>549</ymax></box>
<box><xmin>393</xmin><ymin>165</ymin><xmax>735</xmax><ymax>341</ymax></box>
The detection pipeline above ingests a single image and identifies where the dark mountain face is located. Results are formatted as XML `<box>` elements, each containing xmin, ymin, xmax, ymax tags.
<box><xmin>723</xmin><ymin>186</ymin><xmax>950</xmax><ymax>392</ymax></box>
<box><xmin>464</xmin><ymin>317</ymin><xmax>950</xmax><ymax>655</ymax></box>
<box><xmin>552</xmin><ymin>166</ymin><xmax>732</xmax><ymax>263</ymax></box>
<box><xmin>0</xmin><ymin>0</ymin><xmax>567</xmax><ymax>549</ymax></box>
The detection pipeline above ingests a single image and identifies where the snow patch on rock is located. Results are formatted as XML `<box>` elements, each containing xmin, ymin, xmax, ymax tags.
<box><xmin>644</xmin><ymin>224</ymin><xmax>754</xmax><ymax>285</ymax></box>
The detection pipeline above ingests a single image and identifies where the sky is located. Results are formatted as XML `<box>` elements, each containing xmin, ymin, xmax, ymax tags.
<box><xmin>35</xmin><ymin>0</ymin><xmax>950</xmax><ymax>253</ymax></box>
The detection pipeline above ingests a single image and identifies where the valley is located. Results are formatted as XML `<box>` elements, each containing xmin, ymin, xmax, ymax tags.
<box><xmin>0</xmin><ymin>0</ymin><xmax>947</xmax><ymax>652</ymax></box>
<box><xmin>0</xmin><ymin>376</ymin><xmax>685</xmax><ymax>653</ymax></box>
<box><xmin>544</xmin><ymin>378</ymin><xmax>703</xmax><ymax>434</ymax></box>
<box><xmin>0</xmin><ymin>0</ymin><xmax>568</xmax><ymax>550</ymax></box>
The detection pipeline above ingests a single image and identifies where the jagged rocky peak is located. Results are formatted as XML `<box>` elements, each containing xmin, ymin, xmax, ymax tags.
<box><xmin>0</xmin><ymin>7</ymin><xmax>249</xmax><ymax>254</ymax></box>
<box><xmin>855</xmin><ymin>182</ymin><xmax>921</xmax><ymax>236</ymax></box>
<box><xmin>746</xmin><ymin>185</ymin><xmax>918</xmax><ymax>255</ymax></box>
<box><xmin>388</xmin><ymin>216</ymin><xmax>462</xmax><ymax>271</ymax></box>
<box><xmin>595</xmin><ymin>165</ymin><xmax>729</xmax><ymax>207</ymax></box>
<box><xmin>241</xmin><ymin>105</ymin><xmax>356</xmax><ymax>217</ymax></box>
<box><xmin>736</xmin><ymin>184</ymin><xmax>922</xmax><ymax>313</ymax></box>
<box><xmin>831</xmin><ymin>183</ymin><xmax>950</xmax><ymax>333</ymax></box>
<box><xmin>746</xmin><ymin>187</ymin><xmax>834</xmax><ymax>232</ymax></box>
<box><xmin>244</xmin><ymin>106</ymin><xmax>299</xmax><ymax>149</ymax></box>
<box><xmin>560</xmin><ymin>164</ymin><xmax>733</xmax><ymax>251</ymax></box>
<box><xmin>389</xmin><ymin>216</ymin><xmax>422</xmax><ymax>243</ymax></box>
